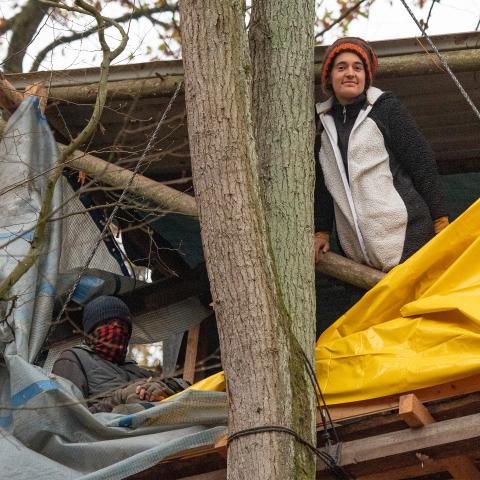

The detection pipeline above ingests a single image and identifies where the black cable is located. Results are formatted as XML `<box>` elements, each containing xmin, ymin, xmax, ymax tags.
<box><xmin>301</xmin><ymin>349</ymin><xmax>341</xmax><ymax>446</ymax></box>
<box><xmin>227</xmin><ymin>425</ymin><xmax>351</xmax><ymax>480</ymax></box>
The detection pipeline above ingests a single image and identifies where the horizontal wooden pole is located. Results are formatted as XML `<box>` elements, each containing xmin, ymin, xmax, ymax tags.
<box><xmin>64</xmin><ymin>147</ymin><xmax>198</xmax><ymax>217</ymax></box>
<box><xmin>46</xmin><ymin>75</ymin><xmax>184</xmax><ymax>104</ymax></box>
<box><xmin>316</xmin><ymin>251</ymin><xmax>385</xmax><ymax>290</ymax></box>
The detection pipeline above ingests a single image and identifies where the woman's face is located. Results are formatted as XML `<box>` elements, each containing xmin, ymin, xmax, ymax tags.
<box><xmin>330</xmin><ymin>51</ymin><xmax>366</xmax><ymax>104</ymax></box>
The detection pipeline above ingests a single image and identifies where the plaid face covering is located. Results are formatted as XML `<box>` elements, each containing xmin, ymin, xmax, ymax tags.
<box><xmin>87</xmin><ymin>320</ymin><xmax>130</xmax><ymax>364</ymax></box>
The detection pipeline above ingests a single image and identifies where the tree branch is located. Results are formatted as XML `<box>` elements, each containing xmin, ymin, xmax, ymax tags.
<box><xmin>0</xmin><ymin>0</ymin><xmax>128</xmax><ymax>301</ymax></box>
<box><xmin>2</xmin><ymin>0</ymin><xmax>50</xmax><ymax>73</ymax></box>
<box><xmin>30</xmin><ymin>4</ymin><xmax>177</xmax><ymax>72</ymax></box>
<box><xmin>316</xmin><ymin>0</ymin><xmax>371</xmax><ymax>40</ymax></box>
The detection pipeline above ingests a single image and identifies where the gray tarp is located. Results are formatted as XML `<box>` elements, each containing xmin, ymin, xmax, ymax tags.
<box><xmin>0</xmin><ymin>98</ymin><xmax>227</xmax><ymax>479</ymax></box>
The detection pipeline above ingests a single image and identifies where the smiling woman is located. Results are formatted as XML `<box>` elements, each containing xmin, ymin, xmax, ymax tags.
<box><xmin>329</xmin><ymin>51</ymin><xmax>366</xmax><ymax>104</ymax></box>
<box><xmin>313</xmin><ymin>37</ymin><xmax>450</xmax><ymax>334</ymax></box>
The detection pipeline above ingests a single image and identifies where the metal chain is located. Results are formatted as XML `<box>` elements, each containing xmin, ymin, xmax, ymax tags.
<box><xmin>398</xmin><ymin>0</ymin><xmax>480</xmax><ymax>123</ymax></box>
<box><xmin>52</xmin><ymin>81</ymin><xmax>183</xmax><ymax>327</ymax></box>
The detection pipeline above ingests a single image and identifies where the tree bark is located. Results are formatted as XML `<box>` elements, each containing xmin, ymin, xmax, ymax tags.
<box><xmin>180</xmin><ymin>1</ymin><xmax>316</xmax><ymax>479</ymax></box>
<box><xmin>249</xmin><ymin>0</ymin><xmax>316</xmax><ymax>476</ymax></box>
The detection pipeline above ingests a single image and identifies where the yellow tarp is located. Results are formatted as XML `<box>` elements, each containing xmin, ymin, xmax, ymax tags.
<box><xmin>190</xmin><ymin>199</ymin><xmax>480</xmax><ymax>405</ymax></box>
<box><xmin>316</xmin><ymin>198</ymin><xmax>480</xmax><ymax>404</ymax></box>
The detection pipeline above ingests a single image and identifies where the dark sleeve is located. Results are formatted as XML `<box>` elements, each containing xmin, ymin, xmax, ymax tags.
<box><xmin>52</xmin><ymin>350</ymin><xmax>89</xmax><ymax>398</ymax></box>
<box><xmin>386</xmin><ymin>95</ymin><xmax>447</xmax><ymax>220</ymax></box>
<box><xmin>314</xmin><ymin>113</ymin><xmax>334</xmax><ymax>232</ymax></box>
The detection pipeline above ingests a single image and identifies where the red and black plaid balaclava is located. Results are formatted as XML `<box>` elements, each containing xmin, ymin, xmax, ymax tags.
<box><xmin>87</xmin><ymin>319</ymin><xmax>131</xmax><ymax>364</ymax></box>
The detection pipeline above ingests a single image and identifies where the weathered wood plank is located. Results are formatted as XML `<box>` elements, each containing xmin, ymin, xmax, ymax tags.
<box><xmin>442</xmin><ymin>455</ymin><xmax>480</xmax><ymax>479</ymax></box>
<box><xmin>183</xmin><ymin>323</ymin><xmax>201</xmax><ymax>384</ymax></box>
<box><xmin>399</xmin><ymin>393</ymin><xmax>435</xmax><ymax>428</ymax></box>
<box><xmin>326</xmin><ymin>373</ymin><xmax>480</xmax><ymax>422</ymax></box>
<box><xmin>319</xmin><ymin>412</ymin><xmax>480</xmax><ymax>477</ymax></box>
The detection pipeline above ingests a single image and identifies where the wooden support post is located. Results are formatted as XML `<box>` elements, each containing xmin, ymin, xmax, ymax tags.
<box><xmin>440</xmin><ymin>455</ymin><xmax>480</xmax><ymax>480</ymax></box>
<box><xmin>399</xmin><ymin>393</ymin><xmax>435</xmax><ymax>427</ymax></box>
<box><xmin>398</xmin><ymin>394</ymin><xmax>480</xmax><ymax>479</ymax></box>
<box><xmin>183</xmin><ymin>323</ymin><xmax>200</xmax><ymax>384</ymax></box>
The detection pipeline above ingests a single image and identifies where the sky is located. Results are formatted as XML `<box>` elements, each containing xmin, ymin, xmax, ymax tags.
<box><xmin>1</xmin><ymin>0</ymin><xmax>479</xmax><ymax>71</ymax></box>
<box><xmin>329</xmin><ymin>0</ymin><xmax>480</xmax><ymax>42</ymax></box>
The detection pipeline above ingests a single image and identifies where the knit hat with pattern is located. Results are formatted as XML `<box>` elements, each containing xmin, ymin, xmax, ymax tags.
<box><xmin>82</xmin><ymin>295</ymin><xmax>132</xmax><ymax>334</ymax></box>
<box><xmin>320</xmin><ymin>37</ymin><xmax>378</xmax><ymax>95</ymax></box>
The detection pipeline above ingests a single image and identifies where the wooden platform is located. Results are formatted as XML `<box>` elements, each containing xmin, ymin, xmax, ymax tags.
<box><xmin>129</xmin><ymin>373</ymin><xmax>480</xmax><ymax>479</ymax></box>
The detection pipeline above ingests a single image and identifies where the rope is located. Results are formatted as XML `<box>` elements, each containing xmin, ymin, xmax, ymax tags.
<box><xmin>398</xmin><ymin>0</ymin><xmax>480</xmax><ymax>123</ymax></box>
<box><xmin>52</xmin><ymin>81</ymin><xmax>183</xmax><ymax>327</ymax></box>
<box><xmin>227</xmin><ymin>425</ymin><xmax>351</xmax><ymax>479</ymax></box>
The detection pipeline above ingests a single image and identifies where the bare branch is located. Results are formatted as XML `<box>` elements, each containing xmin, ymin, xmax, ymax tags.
<box><xmin>31</xmin><ymin>4</ymin><xmax>176</xmax><ymax>72</ymax></box>
<box><xmin>2</xmin><ymin>0</ymin><xmax>50</xmax><ymax>73</ymax></box>
<box><xmin>0</xmin><ymin>0</ymin><xmax>128</xmax><ymax>301</ymax></box>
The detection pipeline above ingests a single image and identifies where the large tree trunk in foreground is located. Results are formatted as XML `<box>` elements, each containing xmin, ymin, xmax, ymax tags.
<box><xmin>249</xmin><ymin>1</ymin><xmax>316</xmax><ymax>474</ymax></box>
<box><xmin>180</xmin><ymin>1</ymin><xmax>316</xmax><ymax>479</ymax></box>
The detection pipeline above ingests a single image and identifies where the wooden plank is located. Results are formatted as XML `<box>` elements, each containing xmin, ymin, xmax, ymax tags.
<box><xmin>317</xmin><ymin>412</ymin><xmax>480</xmax><ymax>477</ymax></box>
<box><xmin>183</xmin><ymin>323</ymin><xmax>201</xmax><ymax>384</ymax></box>
<box><xmin>397</xmin><ymin>395</ymin><xmax>480</xmax><ymax>479</ymax></box>
<box><xmin>441</xmin><ymin>455</ymin><xmax>480</xmax><ymax>480</ymax></box>
<box><xmin>356</xmin><ymin>460</ymin><xmax>443</xmax><ymax>480</ymax></box>
<box><xmin>398</xmin><ymin>393</ymin><xmax>435</xmax><ymax>428</ymax></box>
<box><xmin>181</xmin><ymin>470</ymin><xmax>226</xmax><ymax>480</ymax></box>
<box><xmin>213</xmin><ymin>435</ymin><xmax>227</xmax><ymax>459</ymax></box>
<box><xmin>325</xmin><ymin>373</ymin><xmax>480</xmax><ymax>422</ymax></box>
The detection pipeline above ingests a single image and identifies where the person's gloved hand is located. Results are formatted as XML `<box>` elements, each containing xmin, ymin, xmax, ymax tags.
<box><xmin>135</xmin><ymin>379</ymin><xmax>175</xmax><ymax>402</ymax></box>
<box><xmin>433</xmin><ymin>216</ymin><xmax>449</xmax><ymax>234</ymax></box>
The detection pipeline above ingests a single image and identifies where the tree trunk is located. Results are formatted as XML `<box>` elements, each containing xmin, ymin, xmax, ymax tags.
<box><xmin>249</xmin><ymin>0</ymin><xmax>316</xmax><ymax>476</ymax></box>
<box><xmin>180</xmin><ymin>1</ymin><xmax>316</xmax><ymax>479</ymax></box>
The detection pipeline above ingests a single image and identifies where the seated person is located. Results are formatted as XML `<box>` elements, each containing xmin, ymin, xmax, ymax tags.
<box><xmin>52</xmin><ymin>295</ymin><xmax>188</xmax><ymax>413</ymax></box>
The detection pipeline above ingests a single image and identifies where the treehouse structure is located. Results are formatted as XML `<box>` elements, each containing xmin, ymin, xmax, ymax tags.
<box><xmin>1</xmin><ymin>31</ymin><xmax>480</xmax><ymax>480</ymax></box>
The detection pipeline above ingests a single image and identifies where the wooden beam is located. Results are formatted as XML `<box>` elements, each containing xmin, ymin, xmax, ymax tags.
<box><xmin>314</xmin><ymin>48</ymin><xmax>480</xmax><ymax>81</ymax></box>
<box><xmin>398</xmin><ymin>393</ymin><xmax>435</xmax><ymax>428</ymax></box>
<box><xmin>63</xmin><ymin>146</ymin><xmax>198</xmax><ymax>217</ymax></box>
<box><xmin>325</xmin><ymin>373</ymin><xmax>480</xmax><ymax>422</ymax></box>
<box><xmin>213</xmin><ymin>436</ymin><xmax>227</xmax><ymax>459</ymax></box>
<box><xmin>316</xmin><ymin>251</ymin><xmax>385</xmax><ymax>290</ymax></box>
<box><xmin>181</xmin><ymin>470</ymin><xmax>226</xmax><ymax>480</ymax></box>
<box><xmin>318</xmin><ymin>412</ymin><xmax>480</xmax><ymax>477</ymax></box>
<box><xmin>356</xmin><ymin>460</ymin><xmax>443</xmax><ymax>480</ymax></box>
<box><xmin>183</xmin><ymin>323</ymin><xmax>201</xmax><ymax>384</ymax></box>
<box><xmin>441</xmin><ymin>455</ymin><xmax>480</xmax><ymax>480</ymax></box>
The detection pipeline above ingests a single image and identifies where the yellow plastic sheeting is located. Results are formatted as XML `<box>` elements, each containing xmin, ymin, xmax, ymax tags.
<box><xmin>316</xmin><ymin>198</ymin><xmax>480</xmax><ymax>405</ymax></box>
<box><xmin>188</xmin><ymin>200</ymin><xmax>480</xmax><ymax>405</ymax></box>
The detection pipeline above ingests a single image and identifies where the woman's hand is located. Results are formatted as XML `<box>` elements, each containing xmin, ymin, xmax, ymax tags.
<box><xmin>314</xmin><ymin>231</ymin><xmax>330</xmax><ymax>263</ymax></box>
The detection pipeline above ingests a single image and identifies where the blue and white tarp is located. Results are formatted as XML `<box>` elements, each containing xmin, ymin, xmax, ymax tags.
<box><xmin>0</xmin><ymin>98</ymin><xmax>227</xmax><ymax>479</ymax></box>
